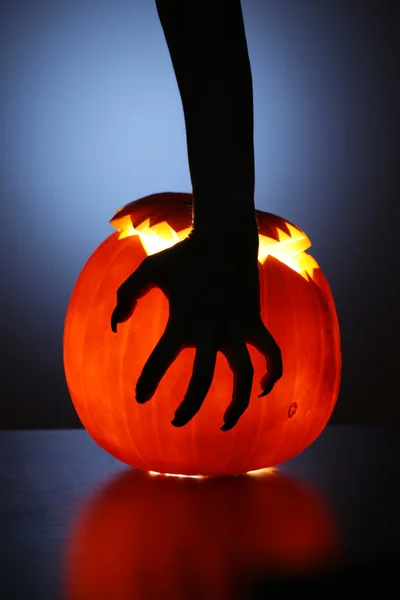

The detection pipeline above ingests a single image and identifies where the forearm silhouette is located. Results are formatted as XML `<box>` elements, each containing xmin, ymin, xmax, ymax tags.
<box><xmin>111</xmin><ymin>0</ymin><xmax>282</xmax><ymax>431</ymax></box>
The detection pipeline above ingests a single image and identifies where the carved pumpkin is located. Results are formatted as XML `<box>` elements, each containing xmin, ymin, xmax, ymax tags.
<box><xmin>63</xmin><ymin>192</ymin><xmax>341</xmax><ymax>476</ymax></box>
<box><xmin>65</xmin><ymin>469</ymin><xmax>339</xmax><ymax>600</ymax></box>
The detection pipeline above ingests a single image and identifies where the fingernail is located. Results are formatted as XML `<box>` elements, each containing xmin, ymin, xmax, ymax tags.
<box><xmin>111</xmin><ymin>306</ymin><xmax>121</xmax><ymax>333</ymax></box>
<box><xmin>136</xmin><ymin>393</ymin><xmax>148</xmax><ymax>404</ymax></box>
<box><xmin>171</xmin><ymin>417</ymin><xmax>186</xmax><ymax>427</ymax></box>
<box><xmin>221</xmin><ymin>422</ymin><xmax>234</xmax><ymax>432</ymax></box>
<box><xmin>258</xmin><ymin>383</ymin><xmax>275</xmax><ymax>398</ymax></box>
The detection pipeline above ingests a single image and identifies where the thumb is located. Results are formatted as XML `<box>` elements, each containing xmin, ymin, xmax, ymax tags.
<box><xmin>111</xmin><ymin>255</ymin><xmax>155</xmax><ymax>332</ymax></box>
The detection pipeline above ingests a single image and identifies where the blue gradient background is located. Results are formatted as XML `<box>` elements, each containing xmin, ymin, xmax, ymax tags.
<box><xmin>1</xmin><ymin>0</ymin><xmax>398</xmax><ymax>427</ymax></box>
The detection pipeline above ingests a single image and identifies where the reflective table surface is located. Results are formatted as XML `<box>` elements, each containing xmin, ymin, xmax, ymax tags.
<box><xmin>1</xmin><ymin>426</ymin><xmax>399</xmax><ymax>598</ymax></box>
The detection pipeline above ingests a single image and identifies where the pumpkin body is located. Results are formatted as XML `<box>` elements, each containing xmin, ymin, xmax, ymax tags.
<box><xmin>66</xmin><ymin>469</ymin><xmax>339</xmax><ymax>600</ymax></box>
<box><xmin>63</xmin><ymin>192</ymin><xmax>341</xmax><ymax>476</ymax></box>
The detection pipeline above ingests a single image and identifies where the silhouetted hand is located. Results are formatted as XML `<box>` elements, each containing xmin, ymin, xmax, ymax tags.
<box><xmin>111</xmin><ymin>232</ymin><xmax>282</xmax><ymax>431</ymax></box>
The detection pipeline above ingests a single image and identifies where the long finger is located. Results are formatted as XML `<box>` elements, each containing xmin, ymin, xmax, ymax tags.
<box><xmin>111</xmin><ymin>256</ymin><xmax>155</xmax><ymax>333</ymax></box>
<box><xmin>220</xmin><ymin>336</ymin><xmax>254</xmax><ymax>432</ymax></box>
<box><xmin>248</xmin><ymin>321</ymin><xmax>282</xmax><ymax>397</ymax></box>
<box><xmin>135</xmin><ymin>321</ymin><xmax>183</xmax><ymax>404</ymax></box>
<box><xmin>171</xmin><ymin>329</ymin><xmax>217</xmax><ymax>427</ymax></box>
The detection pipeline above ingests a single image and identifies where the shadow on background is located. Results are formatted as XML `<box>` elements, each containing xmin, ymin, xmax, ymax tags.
<box><xmin>64</xmin><ymin>468</ymin><xmax>341</xmax><ymax>599</ymax></box>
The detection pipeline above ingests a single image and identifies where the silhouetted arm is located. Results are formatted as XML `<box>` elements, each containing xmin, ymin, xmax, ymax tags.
<box><xmin>155</xmin><ymin>0</ymin><xmax>258</xmax><ymax>242</ymax></box>
<box><xmin>111</xmin><ymin>0</ymin><xmax>282</xmax><ymax>431</ymax></box>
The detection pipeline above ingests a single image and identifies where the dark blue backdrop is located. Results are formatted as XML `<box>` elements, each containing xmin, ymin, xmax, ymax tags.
<box><xmin>0</xmin><ymin>0</ymin><xmax>398</xmax><ymax>427</ymax></box>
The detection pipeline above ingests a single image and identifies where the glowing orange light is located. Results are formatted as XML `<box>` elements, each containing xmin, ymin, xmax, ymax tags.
<box><xmin>245</xmin><ymin>467</ymin><xmax>277</xmax><ymax>477</ymax></box>
<box><xmin>146</xmin><ymin>466</ymin><xmax>276</xmax><ymax>479</ymax></box>
<box><xmin>64</xmin><ymin>192</ymin><xmax>341</xmax><ymax>477</ymax></box>
<box><xmin>111</xmin><ymin>216</ymin><xmax>318</xmax><ymax>280</ymax></box>
<box><xmin>148</xmin><ymin>470</ymin><xmax>205</xmax><ymax>480</ymax></box>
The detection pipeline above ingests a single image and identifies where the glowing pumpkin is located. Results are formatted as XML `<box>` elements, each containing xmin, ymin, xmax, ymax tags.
<box><xmin>65</xmin><ymin>469</ymin><xmax>339</xmax><ymax>600</ymax></box>
<box><xmin>63</xmin><ymin>192</ymin><xmax>341</xmax><ymax>476</ymax></box>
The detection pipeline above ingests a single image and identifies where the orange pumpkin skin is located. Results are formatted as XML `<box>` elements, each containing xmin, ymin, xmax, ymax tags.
<box><xmin>65</xmin><ymin>469</ymin><xmax>339</xmax><ymax>600</ymax></box>
<box><xmin>63</xmin><ymin>192</ymin><xmax>341</xmax><ymax>476</ymax></box>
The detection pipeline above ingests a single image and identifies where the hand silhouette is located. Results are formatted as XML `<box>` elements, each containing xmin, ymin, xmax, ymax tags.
<box><xmin>111</xmin><ymin>232</ymin><xmax>282</xmax><ymax>431</ymax></box>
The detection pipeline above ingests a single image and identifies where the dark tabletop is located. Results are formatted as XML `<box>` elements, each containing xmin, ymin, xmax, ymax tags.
<box><xmin>1</xmin><ymin>426</ymin><xmax>399</xmax><ymax>599</ymax></box>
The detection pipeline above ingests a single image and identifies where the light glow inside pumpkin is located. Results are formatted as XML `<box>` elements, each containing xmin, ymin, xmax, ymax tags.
<box><xmin>111</xmin><ymin>214</ymin><xmax>318</xmax><ymax>280</ymax></box>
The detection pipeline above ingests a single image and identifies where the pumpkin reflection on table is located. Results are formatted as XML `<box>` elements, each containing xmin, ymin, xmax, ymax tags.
<box><xmin>65</xmin><ymin>468</ymin><xmax>340</xmax><ymax>600</ymax></box>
